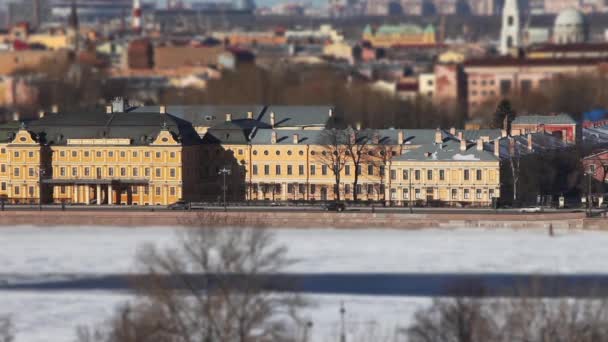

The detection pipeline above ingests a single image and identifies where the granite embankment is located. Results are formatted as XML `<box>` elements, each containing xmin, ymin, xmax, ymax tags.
<box><xmin>0</xmin><ymin>210</ymin><xmax>603</xmax><ymax>229</ymax></box>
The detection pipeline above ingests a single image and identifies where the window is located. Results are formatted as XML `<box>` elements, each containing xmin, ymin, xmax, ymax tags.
<box><xmin>520</xmin><ymin>80</ymin><xmax>532</xmax><ymax>94</ymax></box>
<box><xmin>345</xmin><ymin>184</ymin><xmax>351</xmax><ymax>194</ymax></box>
<box><xmin>28</xmin><ymin>186</ymin><xmax>34</xmax><ymax>196</ymax></box>
<box><xmin>144</xmin><ymin>168</ymin><xmax>150</xmax><ymax>177</ymax></box>
<box><xmin>59</xmin><ymin>151</ymin><xmax>64</xmax><ymax>158</ymax></box>
<box><xmin>1</xmin><ymin>182</ymin><xmax>5</xmax><ymax>191</ymax></box>
<box><xmin>14</xmin><ymin>186</ymin><xmax>19</xmax><ymax>195</ymax></box>
<box><xmin>0</xmin><ymin>148</ymin><xmax>4</xmax><ymax>154</ymax></box>
<box><xmin>367</xmin><ymin>184</ymin><xmax>374</xmax><ymax>194</ymax></box>
<box><xmin>96</xmin><ymin>151</ymin><xmax>102</xmax><ymax>158</ymax></box>
<box><xmin>415</xmin><ymin>189</ymin><xmax>421</xmax><ymax>199</ymax></box>
<box><xmin>253</xmin><ymin>165</ymin><xmax>258</xmax><ymax>175</ymax></box>
<box><xmin>403</xmin><ymin>188</ymin><xmax>409</xmax><ymax>200</ymax></box>
<box><xmin>415</xmin><ymin>170</ymin><xmax>421</xmax><ymax>181</ymax></box>
<box><xmin>368</xmin><ymin>165</ymin><xmax>374</xmax><ymax>175</ymax></box>
<box><xmin>264</xmin><ymin>165</ymin><xmax>270</xmax><ymax>175</ymax></box>
<box><xmin>464</xmin><ymin>189</ymin><xmax>470</xmax><ymax>199</ymax></box>
<box><xmin>476</xmin><ymin>170</ymin><xmax>482</xmax><ymax>181</ymax></box>
<box><xmin>238</xmin><ymin>149</ymin><xmax>243</xmax><ymax>155</ymax></box>
<box><xmin>109</xmin><ymin>168</ymin><xmax>114</xmax><ymax>177</ymax></box>
<box><xmin>14</xmin><ymin>151</ymin><xmax>19</xmax><ymax>158</ymax></box>
<box><xmin>391</xmin><ymin>188</ymin><xmax>397</xmax><ymax>200</ymax></box>
<box><xmin>132</xmin><ymin>151</ymin><xmax>138</xmax><ymax>158</ymax></box>
<box><xmin>310</xmin><ymin>184</ymin><xmax>316</xmax><ymax>194</ymax></box>
<box><xmin>28</xmin><ymin>168</ymin><xmax>34</xmax><ymax>177</ymax></box>
<box><xmin>59</xmin><ymin>167</ymin><xmax>65</xmax><ymax>177</ymax></box>
<box><xmin>439</xmin><ymin>170</ymin><xmax>445</xmax><ymax>181</ymax></box>
<box><xmin>108</xmin><ymin>151</ymin><xmax>114</xmax><ymax>157</ymax></box>
<box><xmin>299</xmin><ymin>165</ymin><xmax>304</xmax><ymax>175</ymax></box>
<box><xmin>276</xmin><ymin>165</ymin><xmax>281</xmax><ymax>175</ymax></box>
<box><xmin>155</xmin><ymin>187</ymin><xmax>161</xmax><ymax>196</ymax></box>
<box><xmin>144</xmin><ymin>186</ymin><xmax>149</xmax><ymax>195</ymax></box>
<box><xmin>390</xmin><ymin>169</ymin><xmax>397</xmax><ymax>180</ymax></box>
<box><xmin>288</xmin><ymin>184</ymin><xmax>294</xmax><ymax>194</ymax></box>
<box><xmin>427</xmin><ymin>170</ymin><xmax>433</xmax><ymax>181</ymax></box>
<box><xmin>287</xmin><ymin>165</ymin><xmax>292</xmax><ymax>175</ymax></box>
<box><xmin>84</xmin><ymin>151</ymin><xmax>90</xmax><ymax>158</ymax></box>
<box><xmin>133</xmin><ymin>168</ymin><xmax>138</xmax><ymax>177</ymax></box>
<box><xmin>452</xmin><ymin>189</ymin><xmax>458</xmax><ymax>200</ymax></box>
<box><xmin>464</xmin><ymin>170</ymin><xmax>470</xmax><ymax>181</ymax></box>
<box><xmin>60</xmin><ymin>186</ymin><xmax>65</xmax><ymax>194</ymax></box>
<box><xmin>155</xmin><ymin>152</ymin><xmax>161</xmax><ymax>159</ymax></box>
<box><xmin>170</xmin><ymin>168</ymin><xmax>176</xmax><ymax>178</ymax></box>
<box><xmin>380</xmin><ymin>166</ymin><xmax>386</xmax><ymax>177</ymax></box>
<box><xmin>299</xmin><ymin>184</ymin><xmax>306</xmax><ymax>194</ymax></box>
<box><xmin>476</xmin><ymin>189</ymin><xmax>482</xmax><ymax>199</ymax></box>
<box><xmin>28</xmin><ymin>151</ymin><xmax>34</xmax><ymax>158</ymax></box>
<box><xmin>321</xmin><ymin>165</ymin><xmax>327</xmax><ymax>175</ymax></box>
<box><xmin>155</xmin><ymin>168</ymin><xmax>161</xmax><ymax>177</ymax></box>
<box><xmin>96</xmin><ymin>168</ymin><xmax>102</xmax><ymax>178</ymax></box>
<box><xmin>356</xmin><ymin>184</ymin><xmax>362</xmax><ymax>194</ymax></box>
<box><xmin>500</xmin><ymin>80</ymin><xmax>512</xmax><ymax>96</ymax></box>
<box><xmin>72</xmin><ymin>167</ymin><xmax>78</xmax><ymax>177</ymax></box>
<box><xmin>170</xmin><ymin>187</ymin><xmax>176</xmax><ymax>196</ymax></box>
<box><xmin>310</xmin><ymin>165</ymin><xmax>316</xmax><ymax>176</ymax></box>
<box><xmin>489</xmin><ymin>189</ymin><xmax>495</xmax><ymax>199</ymax></box>
<box><xmin>133</xmin><ymin>187</ymin><xmax>139</xmax><ymax>195</ymax></box>
<box><xmin>589</xmin><ymin>164</ymin><xmax>596</xmax><ymax>173</ymax></box>
<box><xmin>356</xmin><ymin>165</ymin><xmax>362</xmax><ymax>176</ymax></box>
<box><xmin>120</xmin><ymin>151</ymin><xmax>126</xmax><ymax>158</ymax></box>
<box><xmin>508</xmin><ymin>16</ymin><xmax>514</xmax><ymax>26</ymax></box>
<box><xmin>145</xmin><ymin>152</ymin><xmax>151</xmax><ymax>158</ymax></box>
<box><xmin>84</xmin><ymin>168</ymin><xmax>90</xmax><ymax>177</ymax></box>
<box><xmin>345</xmin><ymin>165</ymin><xmax>350</xmax><ymax>176</ymax></box>
<box><xmin>403</xmin><ymin>170</ymin><xmax>408</xmax><ymax>180</ymax></box>
<box><xmin>72</xmin><ymin>151</ymin><xmax>78</xmax><ymax>158</ymax></box>
<box><xmin>170</xmin><ymin>152</ymin><xmax>176</xmax><ymax>159</ymax></box>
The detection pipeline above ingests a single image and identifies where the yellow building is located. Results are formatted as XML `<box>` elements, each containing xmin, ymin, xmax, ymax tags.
<box><xmin>362</xmin><ymin>24</ymin><xmax>437</xmax><ymax>48</ymax></box>
<box><xmin>0</xmin><ymin>107</ymin><xmax>204</xmax><ymax>205</ymax></box>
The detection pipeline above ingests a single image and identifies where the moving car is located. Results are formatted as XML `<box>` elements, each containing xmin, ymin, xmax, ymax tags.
<box><xmin>324</xmin><ymin>202</ymin><xmax>346</xmax><ymax>212</ymax></box>
<box><xmin>519</xmin><ymin>206</ymin><xmax>543</xmax><ymax>213</ymax></box>
<box><xmin>168</xmin><ymin>200</ymin><xmax>188</xmax><ymax>210</ymax></box>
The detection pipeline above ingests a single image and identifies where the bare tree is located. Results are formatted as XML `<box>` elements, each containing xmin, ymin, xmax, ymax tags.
<box><xmin>345</xmin><ymin>127</ymin><xmax>372</xmax><ymax>202</ymax></box>
<box><xmin>78</xmin><ymin>213</ymin><xmax>304</xmax><ymax>342</ymax></box>
<box><xmin>508</xmin><ymin>137</ymin><xmax>521</xmax><ymax>203</ymax></box>
<box><xmin>0</xmin><ymin>316</ymin><xmax>14</xmax><ymax>342</ymax></box>
<box><xmin>316</xmin><ymin>129</ymin><xmax>350</xmax><ymax>201</ymax></box>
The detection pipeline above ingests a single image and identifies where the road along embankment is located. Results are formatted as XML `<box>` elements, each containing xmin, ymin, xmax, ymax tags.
<box><xmin>0</xmin><ymin>210</ymin><xmax>598</xmax><ymax>230</ymax></box>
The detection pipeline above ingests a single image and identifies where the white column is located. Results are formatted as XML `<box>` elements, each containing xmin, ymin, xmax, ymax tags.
<box><xmin>85</xmin><ymin>186</ymin><xmax>90</xmax><ymax>205</ymax></box>
<box><xmin>108</xmin><ymin>184</ymin><xmax>113</xmax><ymax>205</ymax></box>
<box><xmin>96</xmin><ymin>185</ymin><xmax>101</xmax><ymax>205</ymax></box>
<box><xmin>73</xmin><ymin>185</ymin><xmax>78</xmax><ymax>204</ymax></box>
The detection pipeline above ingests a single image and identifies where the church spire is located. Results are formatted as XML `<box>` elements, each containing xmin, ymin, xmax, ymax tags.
<box><xmin>500</xmin><ymin>0</ymin><xmax>520</xmax><ymax>56</ymax></box>
<box><xmin>68</xmin><ymin>0</ymin><xmax>79</xmax><ymax>30</ymax></box>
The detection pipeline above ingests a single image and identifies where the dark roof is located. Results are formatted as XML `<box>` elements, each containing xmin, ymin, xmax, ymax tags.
<box><xmin>394</xmin><ymin>138</ymin><xmax>499</xmax><ymax>162</ymax></box>
<box><xmin>132</xmin><ymin>105</ymin><xmax>265</xmax><ymax>128</ymax></box>
<box><xmin>529</xmin><ymin>43</ymin><xmax>608</xmax><ymax>53</ymax></box>
<box><xmin>24</xmin><ymin>108</ymin><xmax>201</xmax><ymax>146</ymax></box>
<box><xmin>464</xmin><ymin>56</ymin><xmax>608</xmax><ymax>68</ymax></box>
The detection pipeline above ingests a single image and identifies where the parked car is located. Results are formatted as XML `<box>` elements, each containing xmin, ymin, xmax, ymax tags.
<box><xmin>324</xmin><ymin>202</ymin><xmax>346</xmax><ymax>212</ymax></box>
<box><xmin>519</xmin><ymin>206</ymin><xmax>543</xmax><ymax>213</ymax></box>
<box><xmin>168</xmin><ymin>200</ymin><xmax>188</xmax><ymax>210</ymax></box>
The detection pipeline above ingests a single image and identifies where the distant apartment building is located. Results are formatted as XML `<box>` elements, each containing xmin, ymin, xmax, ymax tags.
<box><xmin>463</xmin><ymin>57</ymin><xmax>601</xmax><ymax>115</ymax></box>
<box><xmin>511</xmin><ymin>114</ymin><xmax>578</xmax><ymax>142</ymax></box>
<box><xmin>544</xmin><ymin>0</ymin><xmax>581</xmax><ymax>14</ymax></box>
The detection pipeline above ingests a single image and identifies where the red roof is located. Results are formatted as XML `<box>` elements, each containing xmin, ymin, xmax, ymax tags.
<box><xmin>464</xmin><ymin>56</ymin><xmax>608</xmax><ymax>67</ymax></box>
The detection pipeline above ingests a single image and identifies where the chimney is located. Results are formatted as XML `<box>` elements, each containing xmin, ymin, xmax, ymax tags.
<box><xmin>132</xmin><ymin>0</ymin><xmax>142</xmax><ymax>34</ymax></box>
<box><xmin>457</xmin><ymin>131</ymin><xmax>463</xmax><ymax>141</ymax></box>
<box><xmin>38</xmin><ymin>110</ymin><xmax>45</xmax><ymax>119</ymax></box>
<box><xmin>527</xmin><ymin>134</ymin><xmax>533</xmax><ymax>151</ymax></box>
<box><xmin>270</xmin><ymin>112</ymin><xmax>275</xmax><ymax>128</ymax></box>
<box><xmin>106</xmin><ymin>105</ymin><xmax>113</xmax><ymax>114</ymax></box>
<box><xmin>247</xmin><ymin>111</ymin><xmax>253</xmax><ymax>119</ymax></box>
<box><xmin>51</xmin><ymin>104</ymin><xmax>58</xmax><ymax>114</ymax></box>
<box><xmin>226</xmin><ymin>113</ymin><xmax>232</xmax><ymax>122</ymax></box>
<box><xmin>476</xmin><ymin>139</ymin><xmax>483</xmax><ymax>151</ymax></box>
<box><xmin>494</xmin><ymin>139</ymin><xmax>500</xmax><ymax>157</ymax></box>
<box><xmin>356</xmin><ymin>122</ymin><xmax>362</xmax><ymax>131</ymax></box>
<box><xmin>501</xmin><ymin>129</ymin><xmax>507</xmax><ymax>138</ymax></box>
<box><xmin>293</xmin><ymin>133</ymin><xmax>299</xmax><ymax>144</ymax></box>
<box><xmin>398</xmin><ymin>130</ymin><xmax>404</xmax><ymax>144</ymax></box>
<box><xmin>450</xmin><ymin>127</ymin><xmax>456</xmax><ymax>135</ymax></box>
<box><xmin>271</xmin><ymin>131</ymin><xmax>277</xmax><ymax>144</ymax></box>
<box><xmin>160</xmin><ymin>105</ymin><xmax>166</xmax><ymax>114</ymax></box>
<box><xmin>434</xmin><ymin>128</ymin><xmax>442</xmax><ymax>144</ymax></box>
<box><xmin>12</xmin><ymin>112</ymin><xmax>19</xmax><ymax>122</ymax></box>
<box><xmin>460</xmin><ymin>139</ymin><xmax>467</xmax><ymax>152</ymax></box>
<box><xmin>328</xmin><ymin>108</ymin><xmax>333</xmax><ymax>117</ymax></box>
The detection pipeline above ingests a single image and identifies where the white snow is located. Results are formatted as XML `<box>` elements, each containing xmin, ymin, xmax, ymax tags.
<box><xmin>0</xmin><ymin>291</ymin><xmax>428</xmax><ymax>342</ymax></box>
<box><xmin>0</xmin><ymin>226</ymin><xmax>607</xmax><ymax>275</ymax></box>
<box><xmin>452</xmin><ymin>153</ymin><xmax>481</xmax><ymax>161</ymax></box>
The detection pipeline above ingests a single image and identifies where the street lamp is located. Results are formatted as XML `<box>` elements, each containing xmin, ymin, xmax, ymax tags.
<box><xmin>340</xmin><ymin>302</ymin><xmax>346</xmax><ymax>342</ymax></box>
<box><xmin>218</xmin><ymin>167</ymin><xmax>231</xmax><ymax>211</ymax></box>
<box><xmin>585</xmin><ymin>166</ymin><xmax>594</xmax><ymax>218</ymax></box>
